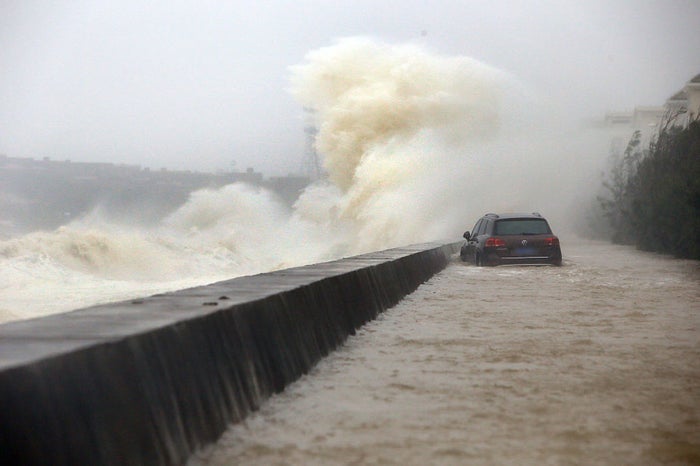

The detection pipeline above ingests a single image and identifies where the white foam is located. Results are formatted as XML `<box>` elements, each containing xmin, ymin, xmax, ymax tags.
<box><xmin>0</xmin><ymin>37</ymin><xmax>607</xmax><ymax>323</ymax></box>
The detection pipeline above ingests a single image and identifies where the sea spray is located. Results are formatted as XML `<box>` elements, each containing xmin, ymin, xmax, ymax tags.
<box><xmin>289</xmin><ymin>37</ymin><xmax>507</xmax><ymax>252</ymax></box>
<box><xmin>1</xmin><ymin>37</ymin><xmax>604</xmax><ymax>323</ymax></box>
<box><xmin>0</xmin><ymin>184</ymin><xmax>302</xmax><ymax>322</ymax></box>
<box><xmin>290</xmin><ymin>38</ymin><xmax>503</xmax><ymax>192</ymax></box>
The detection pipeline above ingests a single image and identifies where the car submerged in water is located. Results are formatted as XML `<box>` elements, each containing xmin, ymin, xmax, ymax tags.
<box><xmin>460</xmin><ymin>212</ymin><xmax>562</xmax><ymax>266</ymax></box>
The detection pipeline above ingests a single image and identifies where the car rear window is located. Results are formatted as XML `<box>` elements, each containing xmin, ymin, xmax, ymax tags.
<box><xmin>494</xmin><ymin>219</ymin><xmax>551</xmax><ymax>235</ymax></box>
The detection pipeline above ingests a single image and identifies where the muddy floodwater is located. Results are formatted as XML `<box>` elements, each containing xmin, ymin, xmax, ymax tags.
<box><xmin>190</xmin><ymin>239</ymin><xmax>700</xmax><ymax>465</ymax></box>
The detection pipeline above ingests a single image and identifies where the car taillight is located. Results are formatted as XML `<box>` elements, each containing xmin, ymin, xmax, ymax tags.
<box><xmin>544</xmin><ymin>237</ymin><xmax>560</xmax><ymax>247</ymax></box>
<box><xmin>485</xmin><ymin>237</ymin><xmax>506</xmax><ymax>247</ymax></box>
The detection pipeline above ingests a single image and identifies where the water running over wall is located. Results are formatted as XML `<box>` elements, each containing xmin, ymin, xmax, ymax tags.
<box><xmin>0</xmin><ymin>241</ymin><xmax>458</xmax><ymax>465</ymax></box>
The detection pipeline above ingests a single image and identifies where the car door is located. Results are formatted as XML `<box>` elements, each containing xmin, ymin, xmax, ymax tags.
<box><xmin>475</xmin><ymin>218</ymin><xmax>491</xmax><ymax>257</ymax></box>
<box><xmin>466</xmin><ymin>218</ymin><xmax>483</xmax><ymax>261</ymax></box>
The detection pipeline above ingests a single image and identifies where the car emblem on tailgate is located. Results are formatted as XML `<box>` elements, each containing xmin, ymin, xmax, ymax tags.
<box><xmin>521</xmin><ymin>240</ymin><xmax>528</xmax><ymax>246</ymax></box>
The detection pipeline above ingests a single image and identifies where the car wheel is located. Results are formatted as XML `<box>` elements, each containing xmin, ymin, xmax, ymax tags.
<box><xmin>475</xmin><ymin>253</ymin><xmax>483</xmax><ymax>267</ymax></box>
<box><xmin>484</xmin><ymin>253</ymin><xmax>500</xmax><ymax>267</ymax></box>
<box><xmin>460</xmin><ymin>246</ymin><xmax>469</xmax><ymax>262</ymax></box>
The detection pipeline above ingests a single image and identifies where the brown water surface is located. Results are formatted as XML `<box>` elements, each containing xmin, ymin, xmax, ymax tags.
<box><xmin>190</xmin><ymin>239</ymin><xmax>700</xmax><ymax>465</ymax></box>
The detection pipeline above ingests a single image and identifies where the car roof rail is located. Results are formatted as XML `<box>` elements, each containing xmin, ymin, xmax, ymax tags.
<box><xmin>484</xmin><ymin>212</ymin><xmax>499</xmax><ymax>218</ymax></box>
<box><xmin>532</xmin><ymin>212</ymin><xmax>542</xmax><ymax>217</ymax></box>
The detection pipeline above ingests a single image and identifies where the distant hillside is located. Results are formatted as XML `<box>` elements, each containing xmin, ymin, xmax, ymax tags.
<box><xmin>0</xmin><ymin>156</ymin><xmax>309</xmax><ymax>235</ymax></box>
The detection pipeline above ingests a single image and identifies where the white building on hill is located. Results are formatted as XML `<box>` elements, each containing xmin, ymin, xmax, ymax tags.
<box><xmin>603</xmin><ymin>73</ymin><xmax>700</xmax><ymax>155</ymax></box>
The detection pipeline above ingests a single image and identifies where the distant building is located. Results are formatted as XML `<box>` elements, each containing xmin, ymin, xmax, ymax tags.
<box><xmin>603</xmin><ymin>111</ymin><xmax>634</xmax><ymax>156</ymax></box>
<box><xmin>633</xmin><ymin>106</ymin><xmax>666</xmax><ymax>147</ymax></box>
<box><xmin>688</xmin><ymin>74</ymin><xmax>700</xmax><ymax>121</ymax></box>
<box><xmin>603</xmin><ymin>106</ymin><xmax>664</xmax><ymax>154</ymax></box>
<box><xmin>603</xmin><ymin>72</ymin><xmax>700</xmax><ymax>155</ymax></box>
<box><xmin>664</xmin><ymin>73</ymin><xmax>700</xmax><ymax>127</ymax></box>
<box><xmin>665</xmin><ymin>89</ymin><xmax>689</xmax><ymax>127</ymax></box>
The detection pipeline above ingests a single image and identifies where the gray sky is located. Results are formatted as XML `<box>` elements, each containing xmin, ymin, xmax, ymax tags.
<box><xmin>1</xmin><ymin>0</ymin><xmax>699</xmax><ymax>175</ymax></box>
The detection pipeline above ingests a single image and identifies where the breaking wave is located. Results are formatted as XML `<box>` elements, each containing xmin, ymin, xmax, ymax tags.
<box><xmin>0</xmin><ymin>37</ymin><xmax>600</xmax><ymax>323</ymax></box>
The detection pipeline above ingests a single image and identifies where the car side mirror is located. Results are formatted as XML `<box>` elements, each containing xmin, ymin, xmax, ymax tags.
<box><xmin>463</xmin><ymin>231</ymin><xmax>470</xmax><ymax>240</ymax></box>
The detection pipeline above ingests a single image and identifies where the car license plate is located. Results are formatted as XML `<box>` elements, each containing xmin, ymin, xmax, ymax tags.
<box><xmin>515</xmin><ymin>247</ymin><xmax>536</xmax><ymax>256</ymax></box>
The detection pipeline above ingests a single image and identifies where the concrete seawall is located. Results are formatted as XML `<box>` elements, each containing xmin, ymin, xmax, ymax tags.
<box><xmin>0</xmin><ymin>241</ymin><xmax>459</xmax><ymax>465</ymax></box>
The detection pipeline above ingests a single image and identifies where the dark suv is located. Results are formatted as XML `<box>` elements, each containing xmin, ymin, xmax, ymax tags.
<box><xmin>460</xmin><ymin>212</ymin><xmax>562</xmax><ymax>266</ymax></box>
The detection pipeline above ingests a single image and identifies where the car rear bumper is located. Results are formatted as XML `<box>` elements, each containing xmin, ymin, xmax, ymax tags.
<box><xmin>484</xmin><ymin>249</ymin><xmax>562</xmax><ymax>266</ymax></box>
<box><xmin>500</xmin><ymin>256</ymin><xmax>557</xmax><ymax>265</ymax></box>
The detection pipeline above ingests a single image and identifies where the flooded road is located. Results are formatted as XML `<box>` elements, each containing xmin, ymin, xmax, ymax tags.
<box><xmin>190</xmin><ymin>239</ymin><xmax>700</xmax><ymax>465</ymax></box>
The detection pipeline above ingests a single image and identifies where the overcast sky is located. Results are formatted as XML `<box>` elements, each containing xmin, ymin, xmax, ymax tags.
<box><xmin>1</xmin><ymin>0</ymin><xmax>699</xmax><ymax>175</ymax></box>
